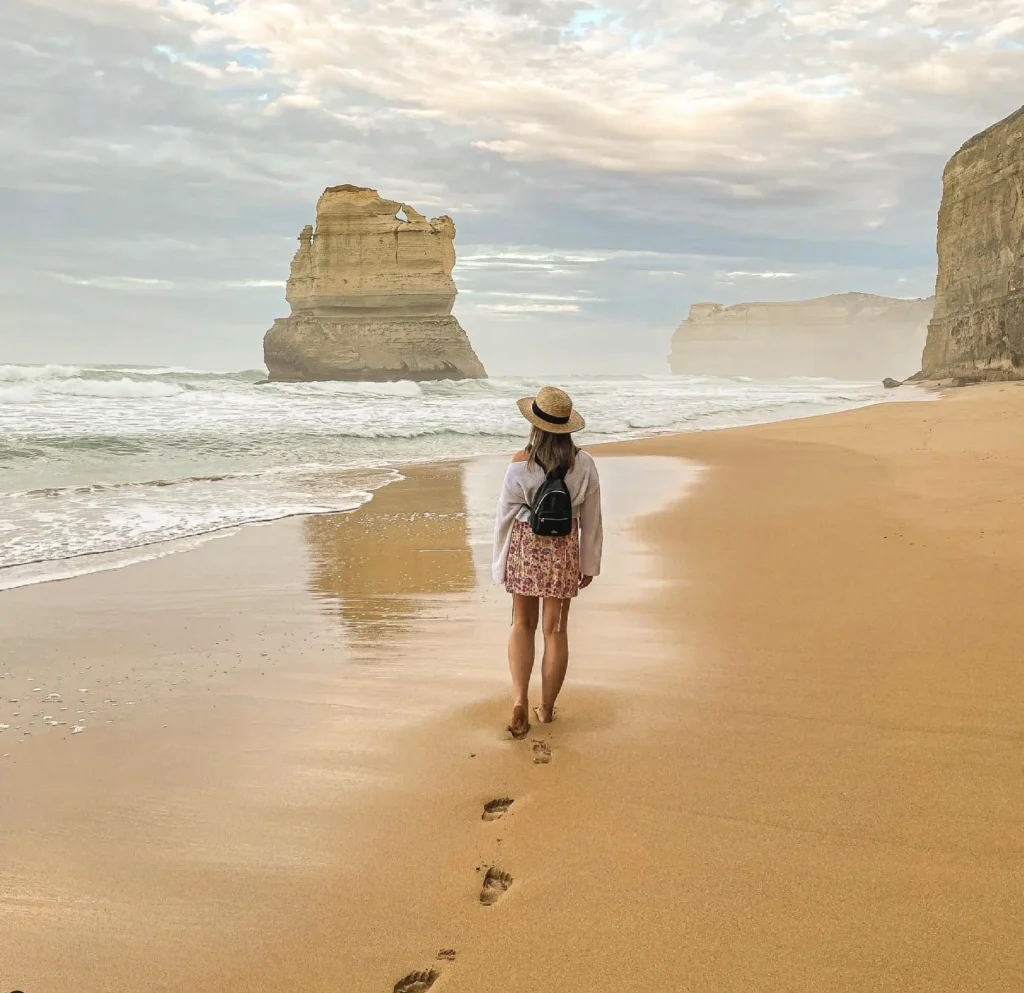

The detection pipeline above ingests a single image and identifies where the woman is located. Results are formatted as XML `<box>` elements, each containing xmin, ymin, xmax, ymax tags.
<box><xmin>492</xmin><ymin>386</ymin><xmax>603</xmax><ymax>739</ymax></box>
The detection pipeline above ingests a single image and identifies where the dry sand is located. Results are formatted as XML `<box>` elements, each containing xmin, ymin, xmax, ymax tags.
<box><xmin>2</xmin><ymin>383</ymin><xmax>1023</xmax><ymax>991</ymax></box>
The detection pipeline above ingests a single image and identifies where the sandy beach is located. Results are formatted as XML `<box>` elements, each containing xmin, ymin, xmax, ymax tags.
<box><xmin>3</xmin><ymin>383</ymin><xmax>1023</xmax><ymax>992</ymax></box>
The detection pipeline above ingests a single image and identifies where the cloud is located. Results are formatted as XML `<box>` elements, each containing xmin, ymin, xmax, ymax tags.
<box><xmin>456</xmin><ymin>248</ymin><xmax>618</xmax><ymax>275</ymax></box>
<box><xmin>474</xmin><ymin>302</ymin><xmax>582</xmax><ymax>313</ymax></box>
<box><xmin>223</xmin><ymin>278</ymin><xmax>286</xmax><ymax>288</ymax></box>
<box><xmin>725</xmin><ymin>271</ymin><xmax>800</xmax><ymax>279</ymax></box>
<box><xmin>467</xmin><ymin>291</ymin><xmax>602</xmax><ymax>302</ymax></box>
<box><xmin>131</xmin><ymin>0</ymin><xmax>1024</xmax><ymax>192</ymax></box>
<box><xmin>51</xmin><ymin>273</ymin><xmax>177</xmax><ymax>291</ymax></box>
<box><xmin>0</xmin><ymin>0</ymin><xmax>1021</xmax><ymax>369</ymax></box>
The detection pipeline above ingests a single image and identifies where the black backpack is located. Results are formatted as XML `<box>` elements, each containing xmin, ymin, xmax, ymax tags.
<box><xmin>529</xmin><ymin>458</ymin><xmax>574</xmax><ymax>537</ymax></box>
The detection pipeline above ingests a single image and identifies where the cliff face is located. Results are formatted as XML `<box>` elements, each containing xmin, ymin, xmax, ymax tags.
<box><xmin>921</xmin><ymin>105</ymin><xmax>1024</xmax><ymax>380</ymax></box>
<box><xmin>669</xmin><ymin>293</ymin><xmax>934</xmax><ymax>380</ymax></box>
<box><xmin>264</xmin><ymin>185</ymin><xmax>486</xmax><ymax>382</ymax></box>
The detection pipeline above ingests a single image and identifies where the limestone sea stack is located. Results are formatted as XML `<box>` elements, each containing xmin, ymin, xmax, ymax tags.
<box><xmin>920</xmin><ymin>105</ymin><xmax>1024</xmax><ymax>381</ymax></box>
<box><xmin>263</xmin><ymin>185</ymin><xmax>486</xmax><ymax>382</ymax></box>
<box><xmin>668</xmin><ymin>293</ymin><xmax>934</xmax><ymax>380</ymax></box>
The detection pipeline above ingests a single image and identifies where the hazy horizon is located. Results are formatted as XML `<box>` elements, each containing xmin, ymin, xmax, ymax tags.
<box><xmin>2</xmin><ymin>0</ymin><xmax>1022</xmax><ymax>374</ymax></box>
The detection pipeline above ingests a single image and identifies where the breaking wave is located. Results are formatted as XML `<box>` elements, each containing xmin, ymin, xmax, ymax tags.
<box><xmin>0</xmin><ymin>377</ymin><xmax>185</xmax><ymax>400</ymax></box>
<box><xmin>0</xmin><ymin>363</ymin><xmax>82</xmax><ymax>381</ymax></box>
<box><xmin>0</xmin><ymin>362</ymin><xmax>932</xmax><ymax>588</ymax></box>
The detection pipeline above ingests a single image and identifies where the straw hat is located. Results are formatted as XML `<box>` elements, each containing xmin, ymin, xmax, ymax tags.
<box><xmin>517</xmin><ymin>385</ymin><xmax>585</xmax><ymax>434</ymax></box>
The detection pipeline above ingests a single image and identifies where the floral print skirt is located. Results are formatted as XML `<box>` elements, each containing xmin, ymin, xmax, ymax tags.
<box><xmin>504</xmin><ymin>519</ymin><xmax>580</xmax><ymax>599</ymax></box>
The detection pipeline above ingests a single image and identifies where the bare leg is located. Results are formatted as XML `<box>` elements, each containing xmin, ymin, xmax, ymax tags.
<box><xmin>537</xmin><ymin>597</ymin><xmax>571</xmax><ymax>722</ymax></box>
<box><xmin>508</xmin><ymin>595</ymin><xmax>538</xmax><ymax>737</ymax></box>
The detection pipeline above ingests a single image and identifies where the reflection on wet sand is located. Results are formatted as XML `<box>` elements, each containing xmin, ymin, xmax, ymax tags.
<box><xmin>303</xmin><ymin>462</ymin><xmax>475</xmax><ymax>639</ymax></box>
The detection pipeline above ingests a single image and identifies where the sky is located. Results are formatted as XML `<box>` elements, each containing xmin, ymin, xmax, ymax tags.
<box><xmin>1</xmin><ymin>0</ymin><xmax>1022</xmax><ymax>375</ymax></box>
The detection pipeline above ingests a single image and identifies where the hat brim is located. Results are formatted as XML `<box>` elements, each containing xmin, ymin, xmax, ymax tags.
<box><xmin>517</xmin><ymin>396</ymin><xmax>585</xmax><ymax>434</ymax></box>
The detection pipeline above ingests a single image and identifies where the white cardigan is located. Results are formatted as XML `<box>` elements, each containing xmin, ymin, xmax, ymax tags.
<box><xmin>491</xmin><ymin>450</ymin><xmax>604</xmax><ymax>585</ymax></box>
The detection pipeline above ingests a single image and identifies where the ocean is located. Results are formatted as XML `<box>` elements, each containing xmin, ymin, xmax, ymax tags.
<box><xmin>0</xmin><ymin>363</ymin><xmax>926</xmax><ymax>590</ymax></box>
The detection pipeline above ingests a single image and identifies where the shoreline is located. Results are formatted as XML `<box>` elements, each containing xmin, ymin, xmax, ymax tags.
<box><xmin>5</xmin><ymin>382</ymin><xmax>1022</xmax><ymax>991</ymax></box>
<box><xmin>0</xmin><ymin>380</ymin><xmax>934</xmax><ymax>593</ymax></box>
<box><xmin>0</xmin><ymin>454</ymin><xmax>695</xmax><ymax>992</ymax></box>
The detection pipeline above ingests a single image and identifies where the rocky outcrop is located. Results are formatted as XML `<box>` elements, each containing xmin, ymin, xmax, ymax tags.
<box><xmin>920</xmin><ymin>105</ymin><xmax>1024</xmax><ymax>380</ymax></box>
<box><xmin>264</xmin><ymin>185</ymin><xmax>486</xmax><ymax>381</ymax></box>
<box><xmin>669</xmin><ymin>293</ymin><xmax>934</xmax><ymax>380</ymax></box>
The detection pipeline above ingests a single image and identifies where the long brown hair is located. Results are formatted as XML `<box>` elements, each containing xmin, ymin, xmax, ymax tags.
<box><xmin>526</xmin><ymin>426</ymin><xmax>578</xmax><ymax>475</ymax></box>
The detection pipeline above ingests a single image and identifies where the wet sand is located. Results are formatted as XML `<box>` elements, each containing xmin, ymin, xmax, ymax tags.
<box><xmin>3</xmin><ymin>384</ymin><xmax>1024</xmax><ymax>991</ymax></box>
<box><xmin>0</xmin><ymin>455</ymin><xmax>693</xmax><ymax>991</ymax></box>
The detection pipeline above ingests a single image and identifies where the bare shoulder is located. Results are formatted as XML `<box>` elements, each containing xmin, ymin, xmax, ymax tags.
<box><xmin>511</xmin><ymin>449</ymin><xmax>529</xmax><ymax>463</ymax></box>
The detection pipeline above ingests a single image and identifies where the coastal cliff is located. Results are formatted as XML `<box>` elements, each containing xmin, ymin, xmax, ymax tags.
<box><xmin>920</xmin><ymin>105</ymin><xmax>1024</xmax><ymax>380</ymax></box>
<box><xmin>669</xmin><ymin>293</ymin><xmax>934</xmax><ymax>380</ymax></box>
<box><xmin>263</xmin><ymin>185</ymin><xmax>486</xmax><ymax>382</ymax></box>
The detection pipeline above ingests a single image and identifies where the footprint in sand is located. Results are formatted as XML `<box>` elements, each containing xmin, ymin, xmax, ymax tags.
<box><xmin>479</xmin><ymin>866</ymin><xmax>513</xmax><ymax>905</ymax></box>
<box><xmin>482</xmin><ymin>797</ymin><xmax>513</xmax><ymax>821</ymax></box>
<box><xmin>531</xmin><ymin>740</ymin><xmax>552</xmax><ymax>764</ymax></box>
<box><xmin>436</xmin><ymin>949</ymin><xmax>457</xmax><ymax>962</ymax></box>
<box><xmin>393</xmin><ymin>968</ymin><xmax>439</xmax><ymax>992</ymax></box>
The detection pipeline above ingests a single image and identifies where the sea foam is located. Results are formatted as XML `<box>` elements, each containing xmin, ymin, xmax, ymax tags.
<box><xmin>0</xmin><ymin>364</ymin><xmax>932</xmax><ymax>589</ymax></box>
<box><xmin>0</xmin><ymin>364</ymin><xmax>81</xmax><ymax>382</ymax></box>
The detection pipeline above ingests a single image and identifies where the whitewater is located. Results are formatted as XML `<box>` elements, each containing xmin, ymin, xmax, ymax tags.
<box><xmin>0</xmin><ymin>363</ymin><xmax>927</xmax><ymax>589</ymax></box>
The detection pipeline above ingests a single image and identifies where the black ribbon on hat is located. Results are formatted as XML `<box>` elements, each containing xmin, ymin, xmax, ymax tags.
<box><xmin>532</xmin><ymin>401</ymin><xmax>570</xmax><ymax>425</ymax></box>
